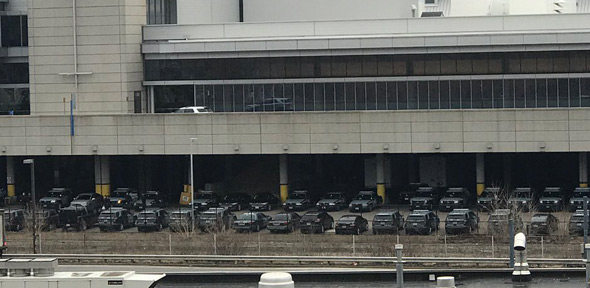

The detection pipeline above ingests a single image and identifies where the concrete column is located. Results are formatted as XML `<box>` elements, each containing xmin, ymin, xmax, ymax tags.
<box><xmin>581</xmin><ymin>152</ymin><xmax>588</xmax><ymax>188</ymax></box>
<box><xmin>6</xmin><ymin>156</ymin><xmax>15</xmax><ymax>197</ymax></box>
<box><xmin>476</xmin><ymin>153</ymin><xmax>485</xmax><ymax>196</ymax></box>
<box><xmin>376</xmin><ymin>154</ymin><xmax>386</xmax><ymax>204</ymax></box>
<box><xmin>94</xmin><ymin>155</ymin><xmax>111</xmax><ymax>197</ymax></box>
<box><xmin>279</xmin><ymin>154</ymin><xmax>288</xmax><ymax>203</ymax></box>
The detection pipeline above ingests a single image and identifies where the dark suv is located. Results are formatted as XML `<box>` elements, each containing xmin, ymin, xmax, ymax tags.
<box><xmin>569</xmin><ymin>210</ymin><xmax>590</xmax><ymax>236</ymax></box>
<box><xmin>249</xmin><ymin>193</ymin><xmax>280</xmax><ymax>211</ymax></box>
<box><xmin>316</xmin><ymin>192</ymin><xmax>348</xmax><ymax>211</ymax></box>
<box><xmin>445</xmin><ymin>209</ymin><xmax>479</xmax><ymax>235</ymax></box>
<box><xmin>70</xmin><ymin>193</ymin><xmax>104</xmax><ymax>214</ymax></box>
<box><xmin>508</xmin><ymin>187</ymin><xmax>534</xmax><ymax>212</ymax></box>
<box><xmin>439</xmin><ymin>187</ymin><xmax>470</xmax><ymax>212</ymax></box>
<box><xmin>220</xmin><ymin>193</ymin><xmax>252</xmax><ymax>211</ymax></box>
<box><xmin>233</xmin><ymin>212</ymin><xmax>270</xmax><ymax>232</ymax></box>
<box><xmin>477</xmin><ymin>187</ymin><xmax>500</xmax><ymax>211</ymax></box>
<box><xmin>410</xmin><ymin>187</ymin><xmax>440</xmax><ymax>211</ymax></box>
<box><xmin>107</xmin><ymin>188</ymin><xmax>136</xmax><ymax>210</ymax></box>
<box><xmin>39</xmin><ymin>188</ymin><xmax>73</xmax><ymax>209</ymax></box>
<box><xmin>193</xmin><ymin>191</ymin><xmax>220</xmax><ymax>211</ymax></box>
<box><xmin>283</xmin><ymin>190</ymin><xmax>313</xmax><ymax>211</ymax></box>
<box><xmin>488</xmin><ymin>209</ymin><xmax>523</xmax><ymax>235</ymax></box>
<box><xmin>335</xmin><ymin>215</ymin><xmax>369</xmax><ymax>235</ymax></box>
<box><xmin>530</xmin><ymin>213</ymin><xmax>559</xmax><ymax>235</ymax></box>
<box><xmin>59</xmin><ymin>205</ymin><xmax>97</xmax><ymax>231</ymax></box>
<box><xmin>299</xmin><ymin>211</ymin><xmax>334</xmax><ymax>234</ymax></box>
<box><xmin>169</xmin><ymin>208</ymin><xmax>198</xmax><ymax>232</ymax></box>
<box><xmin>538</xmin><ymin>187</ymin><xmax>565</xmax><ymax>212</ymax></box>
<box><xmin>569</xmin><ymin>187</ymin><xmax>590</xmax><ymax>212</ymax></box>
<box><xmin>134</xmin><ymin>190</ymin><xmax>167</xmax><ymax>211</ymax></box>
<box><xmin>97</xmin><ymin>207</ymin><xmax>136</xmax><ymax>232</ymax></box>
<box><xmin>348</xmin><ymin>190</ymin><xmax>382</xmax><ymax>212</ymax></box>
<box><xmin>199</xmin><ymin>208</ymin><xmax>233</xmax><ymax>232</ymax></box>
<box><xmin>37</xmin><ymin>209</ymin><xmax>59</xmax><ymax>231</ymax></box>
<box><xmin>4</xmin><ymin>209</ymin><xmax>25</xmax><ymax>231</ymax></box>
<box><xmin>135</xmin><ymin>208</ymin><xmax>169</xmax><ymax>232</ymax></box>
<box><xmin>405</xmin><ymin>210</ymin><xmax>439</xmax><ymax>235</ymax></box>
<box><xmin>372</xmin><ymin>210</ymin><xmax>404</xmax><ymax>235</ymax></box>
<box><xmin>399</xmin><ymin>183</ymin><xmax>428</xmax><ymax>204</ymax></box>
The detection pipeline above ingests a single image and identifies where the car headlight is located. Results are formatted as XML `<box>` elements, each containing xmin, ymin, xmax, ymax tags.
<box><xmin>522</xmin><ymin>201</ymin><xmax>527</xmax><ymax>204</ymax></box>
<box><xmin>554</xmin><ymin>200</ymin><xmax>559</xmax><ymax>203</ymax></box>
<box><xmin>571</xmin><ymin>199</ymin><xmax>575</xmax><ymax>204</ymax></box>
<box><xmin>296</xmin><ymin>203</ymin><xmax>302</xmax><ymax>206</ymax></box>
<box><xmin>454</xmin><ymin>200</ymin><xmax>459</xmax><ymax>204</ymax></box>
<box><xmin>349</xmin><ymin>204</ymin><xmax>353</xmax><ymax>208</ymax></box>
<box><xmin>51</xmin><ymin>200</ymin><xmax>56</xmax><ymax>203</ymax></box>
<box><xmin>329</xmin><ymin>203</ymin><xmax>335</xmax><ymax>206</ymax></box>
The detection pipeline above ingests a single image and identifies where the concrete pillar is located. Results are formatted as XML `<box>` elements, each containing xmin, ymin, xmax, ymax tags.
<box><xmin>279</xmin><ymin>154</ymin><xmax>288</xmax><ymax>203</ymax></box>
<box><xmin>476</xmin><ymin>153</ymin><xmax>485</xmax><ymax>196</ymax></box>
<box><xmin>6</xmin><ymin>156</ymin><xmax>15</xmax><ymax>197</ymax></box>
<box><xmin>581</xmin><ymin>152</ymin><xmax>588</xmax><ymax>188</ymax></box>
<box><xmin>376</xmin><ymin>154</ymin><xmax>386</xmax><ymax>204</ymax></box>
<box><xmin>94</xmin><ymin>155</ymin><xmax>110</xmax><ymax>197</ymax></box>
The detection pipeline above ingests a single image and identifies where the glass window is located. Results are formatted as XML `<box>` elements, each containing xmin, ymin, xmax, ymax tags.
<box><xmin>212</xmin><ymin>85</ymin><xmax>224</xmax><ymax>112</ymax></box>
<box><xmin>521</xmin><ymin>55</ymin><xmax>537</xmax><ymax>73</ymax></box>
<box><xmin>553</xmin><ymin>53</ymin><xmax>570</xmax><ymax>72</ymax></box>
<box><xmin>331</xmin><ymin>57</ymin><xmax>347</xmax><ymax>77</ymax></box>
<box><xmin>537</xmin><ymin>55</ymin><xmax>553</xmax><ymax>73</ymax></box>
<box><xmin>504</xmin><ymin>79</ymin><xmax>515</xmax><ymax>108</ymax></box>
<box><xmin>1</xmin><ymin>16</ymin><xmax>27</xmax><ymax>47</ymax></box>
<box><xmin>457</xmin><ymin>56</ymin><xmax>473</xmax><ymax>74</ymax></box>
<box><xmin>274</xmin><ymin>84</ymin><xmax>285</xmax><ymax>110</ymax></box>
<box><xmin>547</xmin><ymin>79</ymin><xmax>557</xmax><ymax>108</ymax></box>
<box><xmin>376</xmin><ymin>82</ymin><xmax>386</xmax><ymax>110</ymax></box>
<box><xmin>472</xmin><ymin>80</ymin><xmax>482</xmax><ymax>108</ymax></box>
<box><xmin>397</xmin><ymin>81</ymin><xmax>408</xmax><ymax>110</ymax></box>
<box><xmin>569</xmin><ymin>78</ymin><xmax>580</xmax><ymax>107</ymax></box>
<box><xmin>472</xmin><ymin>55</ymin><xmax>488</xmax><ymax>74</ymax></box>
<box><xmin>525</xmin><ymin>79</ymin><xmax>536</xmax><ymax>108</ymax></box>
<box><xmin>570</xmin><ymin>52</ymin><xmax>587</xmax><ymax>73</ymax></box>
<box><xmin>558</xmin><ymin>79</ymin><xmax>569</xmax><ymax>108</ymax></box>
<box><xmin>300</xmin><ymin>58</ymin><xmax>314</xmax><ymax>78</ymax></box>
<box><xmin>362</xmin><ymin>56</ymin><xmax>378</xmax><ymax>77</ymax></box>
<box><xmin>424</xmin><ymin>55</ymin><xmax>440</xmax><ymax>75</ymax></box>
<box><xmin>355</xmin><ymin>82</ymin><xmax>366</xmax><ymax>110</ymax></box>
<box><xmin>223</xmin><ymin>85</ymin><xmax>234</xmax><ymax>112</ymax></box>
<box><xmin>377</xmin><ymin>56</ymin><xmax>393</xmax><ymax>76</ymax></box>
<box><xmin>412</xmin><ymin>57</ymin><xmax>425</xmax><ymax>76</ymax></box>
<box><xmin>335</xmin><ymin>83</ymin><xmax>346</xmax><ymax>110</ymax></box>
<box><xmin>385</xmin><ymin>82</ymin><xmax>396</xmax><ymax>110</ymax></box>
<box><xmin>0</xmin><ymin>63</ymin><xmax>28</xmax><ymax>84</ymax></box>
<box><xmin>482</xmin><ymin>80</ymin><xmax>492</xmax><ymax>108</ymax></box>
<box><xmin>582</xmin><ymin>78</ymin><xmax>590</xmax><ymax>107</ymax></box>
<box><xmin>347</xmin><ymin>56</ymin><xmax>362</xmax><ymax>77</ymax></box>
<box><xmin>366</xmin><ymin>82</ymin><xmax>377</xmax><ymax>110</ymax></box>
<box><xmin>488</xmin><ymin>55</ymin><xmax>503</xmax><ymax>74</ymax></box>
<box><xmin>450</xmin><ymin>80</ymin><xmax>461</xmax><ymax>109</ymax></box>
<box><xmin>314</xmin><ymin>83</ymin><xmax>325</xmax><ymax>111</ymax></box>
<box><xmin>316</xmin><ymin>57</ymin><xmax>331</xmax><ymax>77</ymax></box>
<box><xmin>345</xmin><ymin>82</ymin><xmax>356</xmax><ymax>110</ymax></box>
<box><xmin>325</xmin><ymin>83</ymin><xmax>335</xmax><ymax>111</ymax></box>
<box><xmin>508</xmin><ymin>55</ymin><xmax>521</xmax><ymax>73</ymax></box>
<box><xmin>294</xmin><ymin>83</ymin><xmax>305</xmax><ymax>111</ymax></box>
<box><xmin>393</xmin><ymin>58</ymin><xmax>408</xmax><ymax>76</ymax></box>
<box><xmin>514</xmin><ymin>79</ymin><xmax>525</xmax><ymax>108</ymax></box>
<box><xmin>285</xmin><ymin>58</ymin><xmax>300</xmax><ymax>78</ymax></box>
<box><xmin>304</xmin><ymin>83</ymin><xmax>314</xmax><ymax>111</ymax></box>
<box><xmin>428</xmin><ymin>81</ymin><xmax>439</xmax><ymax>109</ymax></box>
<box><xmin>440</xmin><ymin>80</ymin><xmax>450</xmax><ymax>109</ymax></box>
<box><xmin>153</xmin><ymin>85</ymin><xmax>194</xmax><ymax>113</ymax></box>
<box><xmin>233</xmin><ymin>84</ymin><xmax>245</xmax><ymax>112</ymax></box>
<box><xmin>493</xmin><ymin>80</ymin><xmax>503</xmax><ymax>108</ymax></box>
<box><xmin>536</xmin><ymin>79</ymin><xmax>547</xmax><ymax>108</ymax></box>
<box><xmin>146</xmin><ymin>0</ymin><xmax>177</xmax><ymax>25</ymax></box>
<box><xmin>270</xmin><ymin>58</ymin><xmax>286</xmax><ymax>78</ymax></box>
<box><xmin>441</xmin><ymin>55</ymin><xmax>457</xmax><ymax>75</ymax></box>
<box><xmin>460</xmin><ymin>80</ymin><xmax>471</xmax><ymax>109</ymax></box>
<box><xmin>408</xmin><ymin>81</ymin><xmax>418</xmax><ymax>110</ymax></box>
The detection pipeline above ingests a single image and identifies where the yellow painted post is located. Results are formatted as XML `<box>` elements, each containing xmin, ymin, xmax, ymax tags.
<box><xmin>7</xmin><ymin>184</ymin><xmax>15</xmax><ymax>197</ymax></box>
<box><xmin>581</xmin><ymin>183</ymin><xmax>589</xmax><ymax>188</ymax></box>
<box><xmin>6</xmin><ymin>156</ymin><xmax>15</xmax><ymax>197</ymax></box>
<box><xmin>477</xmin><ymin>183</ymin><xmax>485</xmax><ymax>196</ymax></box>
<box><xmin>280</xmin><ymin>184</ymin><xmax>289</xmax><ymax>203</ymax></box>
<box><xmin>95</xmin><ymin>184</ymin><xmax>110</xmax><ymax>197</ymax></box>
<box><xmin>279</xmin><ymin>155</ymin><xmax>289</xmax><ymax>203</ymax></box>
<box><xmin>476</xmin><ymin>154</ymin><xmax>485</xmax><ymax>196</ymax></box>
<box><xmin>377</xmin><ymin>184</ymin><xmax>386</xmax><ymax>203</ymax></box>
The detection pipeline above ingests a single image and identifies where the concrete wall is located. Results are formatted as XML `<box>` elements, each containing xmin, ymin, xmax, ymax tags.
<box><xmin>27</xmin><ymin>0</ymin><xmax>146</xmax><ymax>116</ymax></box>
<box><xmin>243</xmin><ymin>0</ymin><xmax>417</xmax><ymax>22</ymax></box>
<box><xmin>7</xmin><ymin>0</ymin><xmax>27</xmax><ymax>13</ymax></box>
<box><xmin>0</xmin><ymin>109</ymin><xmax>588</xmax><ymax>156</ymax></box>
<box><xmin>177</xmin><ymin>0</ymin><xmax>239</xmax><ymax>25</ymax></box>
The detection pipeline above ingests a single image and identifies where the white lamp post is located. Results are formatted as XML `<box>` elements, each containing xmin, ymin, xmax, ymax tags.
<box><xmin>189</xmin><ymin>137</ymin><xmax>197</xmax><ymax>232</ymax></box>
<box><xmin>23</xmin><ymin>159</ymin><xmax>36</xmax><ymax>254</ymax></box>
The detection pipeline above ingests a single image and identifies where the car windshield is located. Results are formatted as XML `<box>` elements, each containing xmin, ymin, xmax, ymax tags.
<box><xmin>513</xmin><ymin>192</ymin><xmax>530</xmax><ymax>198</ymax></box>
<box><xmin>111</xmin><ymin>192</ymin><xmax>126</xmax><ymax>198</ymax></box>
<box><xmin>238</xmin><ymin>213</ymin><xmax>257</xmax><ymax>220</ymax></box>
<box><xmin>197</xmin><ymin>108</ymin><xmax>212</xmax><ymax>113</ymax></box>
<box><xmin>416</xmin><ymin>190</ymin><xmax>433</xmax><ymax>197</ymax></box>
<box><xmin>301</xmin><ymin>214</ymin><xmax>319</xmax><ymax>221</ymax></box>
<box><xmin>446</xmin><ymin>192</ymin><xmax>463</xmax><ymax>198</ymax></box>
<box><xmin>290</xmin><ymin>193</ymin><xmax>306</xmax><ymax>199</ymax></box>
<box><xmin>253</xmin><ymin>194</ymin><xmax>270</xmax><ymax>201</ymax></box>
<box><xmin>448</xmin><ymin>214</ymin><xmax>466</xmax><ymax>221</ymax></box>
<box><xmin>374</xmin><ymin>215</ymin><xmax>393</xmax><ymax>221</ymax></box>
<box><xmin>138</xmin><ymin>212</ymin><xmax>157</xmax><ymax>219</ymax></box>
<box><xmin>574</xmin><ymin>190</ymin><xmax>590</xmax><ymax>197</ymax></box>
<box><xmin>407</xmin><ymin>215</ymin><xmax>425</xmax><ymax>222</ymax></box>
<box><xmin>325</xmin><ymin>193</ymin><xmax>342</xmax><ymax>199</ymax></box>
<box><xmin>543</xmin><ymin>191</ymin><xmax>561</xmax><ymax>197</ymax></box>
<box><xmin>490</xmin><ymin>214</ymin><xmax>509</xmax><ymax>221</ymax></box>
<box><xmin>195</xmin><ymin>193</ymin><xmax>212</xmax><ymax>199</ymax></box>
<box><xmin>355</xmin><ymin>193</ymin><xmax>373</xmax><ymax>200</ymax></box>
<box><xmin>531</xmin><ymin>215</ymin><xmax>548</xmax><ymax>222</ymax></box>
<box><xmin>75</xmin><ymin>194</ymin><xmax>92</xmax><ymax>200</ymax></box>
<box><xmin>47</xmin><ymin>192</ymin><xmax>62</xmax><ymax>198</ymax></box>
<box><xmin>273</xmin><ymin>214</ymin><xmax>289</xmax><ymax>221</ymax></box>
<box><xmin>339</xmin><ymin>216</ymin><xmax>357</xmax><ymax>223</ymax></box>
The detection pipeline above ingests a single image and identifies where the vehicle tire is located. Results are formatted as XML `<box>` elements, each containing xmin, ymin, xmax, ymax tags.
<box><xmin>119</xmin><ymin>224</ymin><xmax>124</xmax><ymax>231</ymax></box>
<box><xmin>320</xmin><ymin>225</ymin><xmax>325</xmax><ymax>234</ymax></box>
<box><xmin>428</xmin><ymin>227</ymin><xmax>432</xmax><ymax>235</ymax></box>
<box><xmin>80</xmin><ymin>220</ymin><xmax>87</xmax><ymax>231</ymax></box>
<box><xmin>158</xmin><ymin>223</ymin><xmax>163</xmax><ymax>231</ymax></box>
<box><xmin>356</xmin><ymin>228</ymin><xmax>360</xmax><ymax>235</ymax></box>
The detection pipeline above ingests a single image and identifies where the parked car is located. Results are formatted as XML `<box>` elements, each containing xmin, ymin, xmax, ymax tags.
<box><xmin>107</xmin><ymin>188</ymin><xmax>137</xmax><ymax>210</ymax></box>
<box><xmin>335</xmin><ymin>215</ymin><xmax>369</xmax><ymax>235</ymax></box>
<box><xmin>445</xmin><ymin>209</ymin><xmax>479</xmax><ymax>235</ymax></box>
<box><xmin>530</xmin><ymin>213</ymin><xmax>559</xmax><ymax>235</ymax></box>
<box><xmin>174</xmin><ymin>106</ymin><xmax>213</xmax><ymax>113</ymax></box>
<box><xmin>283</xmin><ymin>190</ymin><xmax>313</xmax><ymax>211</ymax></box>
<box><xmin>477</xmin><ymin>187</ymin><xmax>500</xmax><ymax>211</ymax></box>
<box><xmin>349</xmin><ymin>190</ymin><xmax>382</xmax><ymax>212</ymax></box>
<box><xmin>569</xmin><ymin>187</ymin><xmax>590</xmax><ymax>212</ymax></box>
<box><xmin>70</xmin><ymin>193</ymin><xmax>104</xmax><ymax>214</ymax></box>
<box><xmin>410</xmin><ymin>187</ymin><xmax>440</xmax><ymax>211</ymax></box>
<box><xmin>399</xmin><ymin>183</ymin><xmax>429</xmax><ymax>204</ymax></box>
<box><xmin>405</xmin><ymin>210</ymin><xmax>439</xmax><ymax>235</ymax></box>
<box><xmin>134</xmin><ymin>190</ymin><xmax>167</xmax><ymax>211</ymax></box>
<box><xmin>569</xmin><ymin>210</ymin><xmax>590</xmax><ymax>236</ymax></box>
<box><xmin>37</xmin><ymin>209</ymin><xmax>59</xmax><ymax>231</ymax></box>
<box><xmin>169</xmin><ymin>208</ymin><xmax>198</xmax><ymax>232</ymax></box>
<box><xmin>220</xmin><ymin>193</ymin><xmax>252</xmax><ymax>211</ymax></box>
<box><xmin>135</xmin><ymin>208</ymin><xmax>170</xmax><ymax>232</ymax></box>
<box><xmin>193</xmin><ymin>190</ymin><xmax>220</xmax><ymax>211</ymax></box>
<box><xmin>246</xmin><ymin>98</ymin><xmax>293</xmax><ymax>112</ymax></box>
<box><xmin>39</xmin><ymin>188</ymin><xmax>73</xmax><ymax>209</ymax></box>
<box><xmin>249</xmin><ymin>193</ymin><xmax>280</xmax><ymax>211</ymax></box>
<box><xmin>111</xmin><ymin>188</ymin><xmax>139</xmax><ymax>202</ymax></box>
<box><xmin>59</xmin><ymin>205</ymin><xmax>97</xmax><ymax>231</ymax></box>
<box><xmin>508</xmin><ymin>187</ymin><xmax>535</xmax><ymax>212</ymax></box>
<box><xmin>267</xmin><ymin>212</ymin><xmax>301</xmax><ymax>234</ymax></box>
<box><xmin>316</xmin><ymin>192</ymin><xmax>348</xmax><ymax>211</ymax></box>
<box><xmin>198</xmin><ymin>207</ymin><xmax>233</xmax><ymax>232</ymax></box>
<box><xmin>488</xmin><ymin>208</ymin><xmax>523</xmax><ymax>235</ymax></box>
<box><xmin>233</xmin><ymin>212</ymin><xmax>270</xmax><ymax>232</ymax></box>
<box><xmin>439</xmin><ymin>187</ymin><xmax>470</xmax><ymax>212</ymax></box>
<box><xmin>538</xmin><ymin>187</ymin><xmax>565</xmax><ymax>212</ymax></box>
<box><xmin>372</xmin><ymin>210</ymin><xmax>404</xmax><ymax>235</ymax></box>
<box><xmin>4</xmin><ymin>209</ymin><xmax>25</xmax><ymax>231</ymax></box>
<box><xmin>97</xmin><ymin>207</ymin><xmax>136</xmax><ymax>232</ymax></box>
<box><xmin>299</xmin><ymin>211</ymin><xmax>334</xmax><ymax>234</ymax></box>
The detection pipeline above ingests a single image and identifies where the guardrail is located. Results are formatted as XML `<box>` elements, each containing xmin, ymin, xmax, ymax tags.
<box><xmin>2</xmin><ymin>254</ymin><xmax>585</xmax><ymax>268</ymax></box>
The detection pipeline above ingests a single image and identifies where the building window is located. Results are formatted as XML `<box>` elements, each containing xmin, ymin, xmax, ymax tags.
<box><xmin>425</xmin><ymin>0</ymin><xmax>437</xmax><ymax>5</ymax></box>
<box><xmin>1</xmin><ymin>15</ymin><xmax>28</xmax><ymax>47</ymax></box>
<box><xmin>147</xmin><ymin>0</ymin><xmax>177</xmax><ymax>25</ymax></box>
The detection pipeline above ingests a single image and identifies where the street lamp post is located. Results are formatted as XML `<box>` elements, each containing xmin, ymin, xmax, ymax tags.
<box><xmin>23</xmin><ymin>159</ymin><xmax>37</xmax><ymax>254</ymax></box>
<box><xmin>190</xmin><ymin>137</ymin><xmax>197</xmax><ymax>232</ymax></box>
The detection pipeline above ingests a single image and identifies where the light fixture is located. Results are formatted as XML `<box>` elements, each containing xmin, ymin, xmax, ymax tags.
<box><xmin>486</xmin><ymin>142</ymin><xmax>493</xmax><ymax>150</ymax></box>
<box><xmin>46</xmin><ymin>146</ymin><xmax>52</xmax><ymax>153</ymax></box>
<box><xmin>434</xmin><ymin>143</ymin><xmax>441</xmax><ymax>150</ymax></box>
<box><xmin>282</xmin><ymin>144</ymin><xmax>289</xmax><ymax>151</ymax></box>
<box><xmin>0</xmin><ymin>146</ymin><xmax>5</xmax><ymax>153</ymax></box>
<box><xmin>383</xmin><ymin>144</ymin><xmax>389</xmax><ymax>151</ymax></box>
<box><xmin>234</xmin><ymin>145</ymin><xmax>240</xmax><ymax>152</ymax></box>
<box><xmin>138</xmin><ymin>145</ymin><xmax>144</xmax><ymax>152</ymax></box>
<box><xmin>92</xmin><ymin>145</ymin><xmax>98</xmax><ymax>152</ymax></box>
<box><xmin>332</xmin><ymin>144</ymin><xmax>339</xmax><ymax>151</ymax></box>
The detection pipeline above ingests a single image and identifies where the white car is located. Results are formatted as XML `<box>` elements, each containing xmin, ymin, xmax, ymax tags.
<box><xmin>174</xmin><ymin>106</ymin><xmax>213</xmax><ymax>113</ymax></box>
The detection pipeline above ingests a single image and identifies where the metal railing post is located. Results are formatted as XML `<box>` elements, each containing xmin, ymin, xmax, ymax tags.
<box><xmin>395</xmin><ymin>244</ymin><xmax>404</xmax><ymax>288</ymax></box>
<box><xmin>586</xmin><ymin>243</ymin><xmax>590</xmax><ymax>288</ymax></box>
<box><xmin>509</xmin><ymin>219</ymin><xmax>515</xmax><ymax>268</ymax></box>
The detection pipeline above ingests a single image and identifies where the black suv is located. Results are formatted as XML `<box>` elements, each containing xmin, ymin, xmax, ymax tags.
<box><xmin>335</xmin><ymin>215</ymin><xmax>369</xmax><ymax>235</ymax></box>
<box><xmin>220</xmin><ymin>193</ymin><xmax>252</xmax><ymax>211</ymax></box>
<box><xmin>372</xmin><ymin>210</ymin><xmax>404</xmax><ymax>235</ymax></box>
<box><xmin>488</xmin><ymin>209</ymin><xmax>523</xmax><ymax>235</ymax></box>
<box><xmin>169</xmin><ymin>208</ymin><xmax>198</xmax><ymax>232</ymax></box>
<box><xmin>4</xmin><ymin>209</ymin><xmax>25</xmax><ymax>231</ymax></box>
<box><xmin>233</xmin><ymin>212</ymin><xmax>270</xmax><ymax>232</ymax></box>
<box><xmin>348</xmin><ymin>190</ymin><xmax>382</xmax><ymax>212</ymax></box>
<box><xmin>410</xmin><ymin>187</ymin><xmax>440</xmax><ymax>211</ymax></box>
<box><xmin>135</xmin><ymin>208</ymin><xmax>170</xmax><ymax>232</ymax></box>
<box><xmin>445</xmin><ymin>209</ymin><xmax>479</xmax><ymax>235</ymax></box>
<box><xmin>193</xmin><ymin>191</ymin><xmax>220</xmax><ymax>211</ymax></box>
<box><xmin>299</xmin><ymin>211</ymin><xmax>334</xmax><ymax>234</ymax></box>
<box><xmin>198</xmin><ymin>208</ymin><xmax>233</xmax><ymax>232</ymax></box>
<box><xmin>399</xmin><ymin>183</ymin><xmax>429</xmax><ymax>204</ymax></box>
<box><xmin>39</xmin><ymin>188</ymin><xmax>73</xmax><ymax>209</ymax></box>
<box><xmin>97</xmin><ymin>207</ymin><xmax>136</xmax><ymax>232</ymax></box>
<box><xmin>249</xmin><ymin>193</ymin><xmax>280</xmax><ymax>211</ymax></box>
<box><xmin>569</xmin><ymin>187</ymin><xmax>590</xmax><ymax>212</ymax></box>
<box><xmin>508</xmin><ymin>187</ymin><xmax>534</xmax><ymax>212</ymax></box>
<box><xmin>70</xmin><ymin>193</ymin><xmax>104</xmax><ymax>214</ymax></box>
<box><xmin>134</xmin><ymin>190</ymin><xmax>167</xmax><ymax>211</ymax></box>
<box><xmin>477</xmin><ymin>187</ymin><xmax>500</xmax><ymax>211</ymax></box>
<box><xmin>267</xmin><ymin>212</ymin><xmax>301</xmax><ymax>233</ymax></box>
<box><xmin>439</xmin><ymin>187</ymin><xmax>470</xmax><ymax>212</ymax></box>
<box><xmin>569</xmin><ymin>210</ymin><xmax>590</xmax><ymax>236</ymax></box>
<box><xmin>538</xmin><ymin>187</ymin><xmax>565</xmax><ymax>212</ymax></box>
<box><xmin>405</xmin><ymin>210</ymin><xmax>439</xmax><ymax>235</ymax></box>
<box><xmin>530</xmin><ymin>213</ymin><xmax>559</xmax><ymax>235</ymax></box>
<box><xmin>283</xmin><ymin>190</ymin><xmax>313</xmax><ymax>211</ymax></box>
<box><xmin>107</xmin><ymin>188</ymin><xmax>136</xmax><ymax>210</ymax></box>
<box><xmin>59</xmin><ymin>205</ymin><xmax>97</xmax><ymax>231</ymax></box>
<box><xmin>316</xmin><ymin>192</ymin><xmax>348</xmax><ymax>211</ymax></box>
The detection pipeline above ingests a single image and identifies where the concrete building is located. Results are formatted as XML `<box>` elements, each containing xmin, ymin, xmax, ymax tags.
<box><xmin>1</xmin><ymin>0</ymin><xmax>590</xmax><ymax>204</ymax></box>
